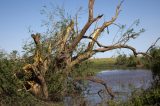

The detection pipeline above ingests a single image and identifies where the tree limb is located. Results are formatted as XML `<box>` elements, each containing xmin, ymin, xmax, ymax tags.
<box><xmin>101</xmin><ymin>1</ymin><xmax>123</xmax><ymax>30</ymax></box>
<box><xmin>75</xmin><ymin>76</ymin><xmax>115</xmax><ymax>99</ymax></box>
<box><xmin>146</xmin><ymin>37</ymin><xmax>160</xmax><ymax>53</ymax></box>
<box><xmin>86</xmin><ymin>1</ymin><xmax>122</xmax><ymax>51</ymax></box>
<box><xmin>88</xmin><ymin>0</ymin><xmax>95</xmax><ymax>21</ymax></box>
<box><xmin>60</xmin><ymin>20</ymin><xmax>74</xmax><ymax>51</ymax></box>
<box><xmin>83</xmin><ymin>36</ymin><xmax>108</xmax><ymax>48</ymax></box>
<box><xmin>83</xmin><ymin>32</ymin><xmax>152</xmax><ymax>58</ymax></box>
<box><xmin>71</xmin><ymin>35</ymin><xmax>152</xmax><ymax>69</ymax></box>
<box><xmin>94</xmin><ymin>44</ymin><xmax>152</xmax><ymax>57</ymax></box>
<box><xmin>70</xmin><ymin>0</ymin><xmax>103</xmax><ymax>52</ymax></box>
<box><xmin>70</xmin><ymin>51</ymin><xmax>95</xmax><ymax>67</ymax></box>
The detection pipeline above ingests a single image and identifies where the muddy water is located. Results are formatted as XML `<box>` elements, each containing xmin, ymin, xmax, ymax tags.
<box><xmin>65</xmin><ymin>69</ymin><xmax>153</xmax><ymax>106</ymax></box>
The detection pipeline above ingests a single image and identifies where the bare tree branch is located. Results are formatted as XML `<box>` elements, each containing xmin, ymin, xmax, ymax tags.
<box><xmin>146</xmin><ymin>37</ymin><xmax>160</xmax><ymax>53</ymax></box>
<box><xmin>88</xmin><ymin>0</ymin><xmax>95</xmax><ymax>21</ymax></box>
<box><xmin>101</xmin><ymin>1</ymin><xmax>123</xmax><ymax>30</ymax></box>
<box><xmin>86</xmin><ymin>1</ymin><xmax>122</xmax><ymax>51</ymax></box>
<box><xmin>75</xmin><ymin>9</ymin><xmax>80</xmax><ymax>35</ymax></box>
<box><xmin>70</xmin><ymin>0</ymin><xmax>103</xmax><ymax>52</ymax></box>
<box><xmin>75</xmin><ymin>76</ymin><xmax>115</xmax><ymax>99</ymax></box>
<box><xmin>70</xmin><ymin>51</ymin><xmax>95</xmax><ymax>67</ymax></box>
<box><xmin>72</xmin><ymin>30</ymin><xmax>152</xmax><ymax>69</ymax></box>
<box><xmin>94</xmin><ymin>44</ymin><xmax>152</xmax><ymax>57</ymax></box>
<box><xmin>83</xmin><ymin>36</ymin><xmax>108</xmax><ymax>48</ymax></box>
<box><xmin>83</xmin><ymin>35</ymin><xmax>152</xmax><ymax>58</ymax></box>
<box><xmin>60</xmin><ymin>20</ymin><xmax>74</xmax><ymax>51</ymax></box>
<box><xmin>70</xmin><ymin>15</ymin><xmax>103</xmax><ymax>52</ymax></box>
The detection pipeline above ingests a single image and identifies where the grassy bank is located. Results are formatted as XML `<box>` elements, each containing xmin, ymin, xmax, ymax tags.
<box><xmin>82</xmin><ymin>57</ymin><xmax>143</xmax><ymax>74</ymax></box>
<box><xmin>88</xmin><ymin>58</ymin><xmax>116</xmax><ymax>70</ymax></box>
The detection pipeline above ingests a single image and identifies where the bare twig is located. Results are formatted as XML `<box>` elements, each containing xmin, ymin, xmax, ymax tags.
<box><xmin>85</xmin><ymin>1</ymin><xmax>123</xmax><ymax>51</ymax></box>
<box><xmin>146</xmin><ymin>37</ymin><xmax>160</xmax><ymax>53</ymax></box>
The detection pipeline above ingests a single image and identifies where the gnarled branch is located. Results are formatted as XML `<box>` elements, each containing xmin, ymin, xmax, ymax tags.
<box><xmin>60</xmin><ymin>20</ymin><xmax>74</xmax><ymax>51</ymax></box>
<box><xmin>86</xmin><ymin>1</ymin><xmax>122</xmax><ymax>51</ymax></box>
<box><xmin>70</xmin><ymin>51</ymin><xmax>95</xmax><ymax>67</ymax></box>
<box><xmin>70</xmin><ymin>0</ymin><xmax>103</xmax><ymax>51</ymax></box>
<box><xmin>94</xmin><ymin>44</ymin><xmax>152</xmax><ymax>57</ymax></box>
<box><xmin>75</xmin><ymin>76</ymin><xmax>115</xmax><ymax>99</ymax></box>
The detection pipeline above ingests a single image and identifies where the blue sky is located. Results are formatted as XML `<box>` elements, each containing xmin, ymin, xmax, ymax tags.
<box><xmin>0</xmin><ymin>0</ymin><xmax>160</xmax><ymax>58</ymax></box>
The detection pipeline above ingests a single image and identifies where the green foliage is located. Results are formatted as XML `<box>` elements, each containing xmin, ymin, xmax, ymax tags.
<box><xmin>126</xmin><ymin>55</ymin><xmax>137</xmax><ymax>67</ymax></box>
<box><xmin>46</xmin><ymin>71</ymin><xmax>65</xmax><ymax>101</ymax></box>
<box><xmin>0</xmin><ymin>52</ymin><xmax>51</xmax><ymax>106</ymax></box>
<box><xmin>85</xmin><ymin>58</ymin><xmax>117</xmax><ymax>73</ymax></box>
<box><xmin>45</xmin><ymin>60</ymin><xmax>90</xmax><ymax>101</ymax></box>
<box><xmin>115</xmin><ymin>54</ymin><xmax>127</xmax><ymax>65</ymax></box>
<box><xmin>139</xmin><ymin>56</ymin><xmax>151</xmax><ymax>68</ymax></box>
<box><xmin>115</xmin><ymin>54</ymin><xmax>137</xmax><ymax>67</ymax></box>
<box><xmin>120</xmin><ymin>87</ymin><xmax>160</xmax><ymax>106</ymax></box>
<box><xmin>150</xmin><ymin>47</ymin><xmax>160</xmax><ymax>86</ymax></box>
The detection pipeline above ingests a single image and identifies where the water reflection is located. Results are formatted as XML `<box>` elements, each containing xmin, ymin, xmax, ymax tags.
<box><xmin>65</xmin><ymin>69</ymin><xmax>153</xmax><ymax>106</ymax></box>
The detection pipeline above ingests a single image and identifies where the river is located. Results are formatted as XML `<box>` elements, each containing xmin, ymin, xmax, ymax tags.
<box><xmin>65</xmin><ymin>69</ymin><xmax>153</xmax><ymax>106</ymax></box>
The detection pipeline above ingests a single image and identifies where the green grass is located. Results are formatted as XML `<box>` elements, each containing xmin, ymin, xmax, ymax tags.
<box><xmin>89</xmin><ymin>58</ymin><xmax>116</xmax><ymax>69</ymax></box>
<box><xmin>79</xmin><ymin>58</ymin><xmax>115</xmax><ymax>74</ymax></box>
<box><xmin>82</xmin><ymin>58</ymin><xmax>137</xmax><ymax>74</ymax></box>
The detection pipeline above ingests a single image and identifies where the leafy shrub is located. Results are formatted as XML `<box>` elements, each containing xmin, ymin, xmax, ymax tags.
<box><xmin>115</xmin><ymin>54</ymin><xmax>137</xmax><ymax>67</ymax></box>
<box><xmin>0</xmin><ymin>57</ymin><xmax>47</xmax><ymax>106</ymax></box>
<box><xmin>139</xmin><ymin>56</ymin><xmax>151</xmax><ymax>68</ymax></box>
<box><xmin>115</xmin><ymin>54</ymin><xmax>127</xmax><ymax>65</ymax></box>
<box><xmin>150</xmin><ymin>47</ymin><xmax>160</xmax><ymax>86</ymax></box>
<box><xmin>126</xmin><ymin>55</ymin><xmax>137</xmax><ymax>67</ymax></box>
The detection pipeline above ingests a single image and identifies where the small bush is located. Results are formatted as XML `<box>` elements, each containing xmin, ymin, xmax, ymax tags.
<box><xmin>126</xmin><ymin>55</ymin><xmax>137</xmax><ymax>67</ymax></box>
<box><xmin>150</xmin><ymin>47</ymin><xmax>160</xmax><ymax>86</ymax></box>
<box><xmin>0</xmin><ymin>58</ymin><xmax>47</xmax><ymax>106</ymax></box>
<box><xmin>115</xmin><ymin>54</ymin><xmax>127</xmax><ymax>65</ymax></box>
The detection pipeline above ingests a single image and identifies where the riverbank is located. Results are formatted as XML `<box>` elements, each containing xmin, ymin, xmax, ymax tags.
<box><xmin>85</xmin><ymin>69</ymin><xmax>152</xmax><ymax>105</ymax></box>
<box><xmin>83</xmin><ymin>58</ymin><xmax>147</xmax><ymax>74</ymax></box>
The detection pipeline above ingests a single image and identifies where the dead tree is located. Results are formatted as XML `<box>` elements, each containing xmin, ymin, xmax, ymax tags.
<box><xmin>16</xmin><ymin>0</ymin><xmax>158</xmax><ymax>100</ymax></box>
